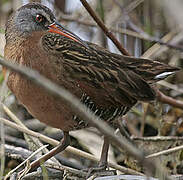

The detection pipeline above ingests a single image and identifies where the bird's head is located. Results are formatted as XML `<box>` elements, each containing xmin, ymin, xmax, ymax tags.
<box><xmin>5</xmin><ymin>3</ymin><xmax>86</xmax><ymax>47</ymax></box>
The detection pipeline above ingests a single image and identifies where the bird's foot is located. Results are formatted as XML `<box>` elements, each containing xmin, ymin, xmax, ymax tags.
<box><xmin>82</xmin><ymin>164</ymin><xmax>116</xmax><ymax>179</ymax></box>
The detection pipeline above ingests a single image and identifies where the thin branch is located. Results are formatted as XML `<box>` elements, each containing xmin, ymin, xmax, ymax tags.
<box><xmin>156</xmin><ymin>89</ymin><xmax>183</xmax><ymax>110</ymax></box>
<box><xmin>142</xmin><ymin>32</ymin><xmax>183</xmax><ymax>59</ymax></box>
<box><xmin>158</xmin><ymin>81</ymin><xmax>183</xmax><ymax>94</ymax></box>
<box><xmin>4</xmin><ymin>144</ymin><xmax>49</xmax><ymax>180</ymax></box>
<box><xmin>132</xmin><ymin>136</ymin><xmax>183</xmax><ymax>158</ymax></box>
<box><xmin>123</xmin><ymin>0</ymin><xmax>144</xmax><ymax>14</ymax></box>
<box><xmin>146</xmin><ymin>144</ymin><xmax>183</xmax><ymax>159</ymax></box>
<box><xmin>79</xmin><ymin>0</ymin><xmax>130</xmax><ymax>56</ymax></box>
<box><xmin>132</xmin><ymin>136</ymin><xmax>183</xmax><ymax>141</ymax></box>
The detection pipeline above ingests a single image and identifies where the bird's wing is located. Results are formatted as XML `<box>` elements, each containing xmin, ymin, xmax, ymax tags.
<box><xmin>42</xmin><ymin>33</ymin><xmax>156</xmax><ymax>107</ymax></box>
<box><xmin>92</xmin><ymin>44</ymin><xmax>179</xmax><ymax>83</ymax></box>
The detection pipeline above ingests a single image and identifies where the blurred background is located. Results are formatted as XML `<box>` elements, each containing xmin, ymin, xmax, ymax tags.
<box><xmin>1</xmin><ymin>0</ymin><xmax>183</xmax><ymax>178</ymax></box>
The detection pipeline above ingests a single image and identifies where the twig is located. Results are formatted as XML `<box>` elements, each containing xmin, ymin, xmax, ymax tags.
<box><xmin>156</xmin><ymin>89</ymin><xmax>183</xmax><ymax>110</ymax></box>
<box><xmin>132</xmin><ymin>136</ymin><xmax>183</xmax><ymax>159</ymax></box>
<box><xmin>15</xmin><ymin>170</ymin><xmax>64</xmax><ymax>180</ymax></box>
<box><xmin>4</xmin><ymin>135</ymin><xmax>27</xmax><ymax>148</ymax></box>
<box><xmin>158</xmin><ymin>81</ymin><xmax>183</xmax><ymax>94</ymax></box>
<box><xmin>146</xmin><ymin>144</ymin><xmax>183</xmax><ymax>159</ymax></box>
<box><xmin>141</xmin><ymin>32</ymin><xmax>183</xmax><ymax>59</ymax></box>
<box><xmin>79</xmin><ymin>0</ymin><xmax>130</xmax><ymax>56</ymax></box>
<box><xmin>140</xmin><ymin>103</ymin><xmax>149</xmax><ymax>136</ymax></box>
<box><xmin>117</xmin><ymin>119</ymin><xmax>131</xmax><ymax>141</ymax></box>
<box><xmin>95</xmin><ymin>175</ymin><xmax>158</xmax><ymax>180</ymax></box>
<box><xmin>132</xmin><ymin>136</ymin><xmax>183</xmax><ymax>141</ymax></box>
<box><xmin>45</xmin><ymin>164</ymin><xmax>88</xmax><ymax>178</ymax></box>
<box><xmin>4</xmin><ymin>144</ymin><xmax>49</xmax><ymax>180</ymax></box>
<box><xmin>122</xmin><ymin>0</ymin><xmax>144</xmax><ymax>14</ymax></box>
<box><xmin>3</xmin><ymin>144</ymin><xmax>34</xmax><ymax>161</ymax></box>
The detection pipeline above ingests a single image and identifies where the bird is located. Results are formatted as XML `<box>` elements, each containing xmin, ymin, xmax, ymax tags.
<box><xmin>4</xmin><ymin>2</ymin><xmax>179</xmax><ymax>174</ymax></box>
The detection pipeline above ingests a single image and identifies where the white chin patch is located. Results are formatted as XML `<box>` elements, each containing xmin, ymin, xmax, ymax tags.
<box><xmin>155</xmin><ymin>72</ymin><xmax>174</xmax><ymax>79</ymax></box>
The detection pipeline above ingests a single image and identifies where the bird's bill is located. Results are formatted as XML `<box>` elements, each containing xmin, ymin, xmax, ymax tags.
<box><xmin>48</xmin><ymin>22</ymin><xmax>88</xmax><ymax>48</ymax></box>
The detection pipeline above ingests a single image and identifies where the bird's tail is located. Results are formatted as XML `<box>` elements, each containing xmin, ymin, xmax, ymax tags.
<box><xmin>123</xmin><ymin>56</ymin><xmax>180</xmax><ymax>83</ymax></box>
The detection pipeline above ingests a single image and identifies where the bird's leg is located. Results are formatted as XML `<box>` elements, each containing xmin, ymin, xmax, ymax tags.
<box><xmin>29</xmin><ymin>131</ymin><xmax>70</xmax><ymax>171</ymax></box>
<box><xmin>85</xmin><ymin>136</ymin><xmax>116</xmax><ymax>178</ymax></box>
<box><xmin>98</xmin><ymin>136</ymin><xmax>109</xmax><ymax>168</ymax></box>
<box><xmin>117</xmin><ymin>119</ymin><xmax>132</xmax><ymax>142</ymax></box>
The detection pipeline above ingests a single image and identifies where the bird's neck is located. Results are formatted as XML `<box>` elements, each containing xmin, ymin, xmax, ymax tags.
<box><xmin>4</xmin><ymin>36</ymin><xmax>26</xmax><ymax>63</ymax></box>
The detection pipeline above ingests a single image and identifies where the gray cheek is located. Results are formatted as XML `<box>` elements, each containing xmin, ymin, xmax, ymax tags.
<box><xmin>20</xmin><ymin>22</ymin><xmax>33</xmax><ymax>32</ymax></box>
<box><xmin>15</xmin><ymin>10</ymin><xmax>37</xmax><ymax>33</ymax></box>
<box><xmin>16</xmin><ymin>19</ymin><xmax>41</xmax><ymax>35</ymax></box>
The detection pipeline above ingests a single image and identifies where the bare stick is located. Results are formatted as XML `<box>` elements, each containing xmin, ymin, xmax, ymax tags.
<box><xmin>146</xmin><ymin>144</ymin><xmax>183</xmax><ymax>159</ymax></box>
<box><xmin>156</xmin><ymin>88</ymin><xmax>183</xmax><ymax>110</ymax></box>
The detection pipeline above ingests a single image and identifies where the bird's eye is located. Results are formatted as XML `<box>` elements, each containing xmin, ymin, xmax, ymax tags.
<box><xmin>35</xmin><ymin>14</ymin><xmax>45</xmax><ymax>23</ymax></box>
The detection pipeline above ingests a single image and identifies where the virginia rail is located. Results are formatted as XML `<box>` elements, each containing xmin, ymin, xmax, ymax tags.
<box><xmin>4</xmin><ymin>2</ymin><xmax>179</xmax><ymax>174</ymax></box>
